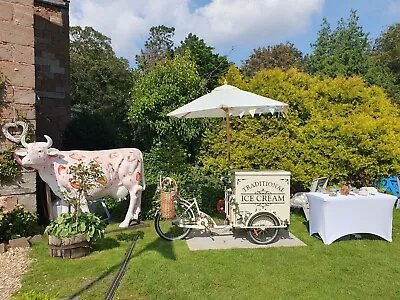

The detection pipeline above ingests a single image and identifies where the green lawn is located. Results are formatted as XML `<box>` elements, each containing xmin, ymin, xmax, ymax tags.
<box><xmin>15</xmin><ymin>210</ymin><xmax>400</xmax><ymax>300</ymax></box>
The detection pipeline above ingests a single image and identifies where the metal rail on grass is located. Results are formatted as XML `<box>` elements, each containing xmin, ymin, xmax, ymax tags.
<box><xmin>104</xmin><ymin>234</ymin><xmax>139</xmax><ymax>300</ymax></box>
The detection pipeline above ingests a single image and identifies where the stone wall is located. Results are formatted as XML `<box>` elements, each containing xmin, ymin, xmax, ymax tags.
<box><xmin>0</xmin><ymin>0</ymin><xmax>70</xmax><ymax>215</ymax></box>
<box><xmin>34</xmin><ymin>0</ymin><xmax>70</xmax><ymax>148</ymax></box>
<box><xmin>0</xmin><ymin>0</ymin><xmax>36</xmax><ymax>211</ymax></box>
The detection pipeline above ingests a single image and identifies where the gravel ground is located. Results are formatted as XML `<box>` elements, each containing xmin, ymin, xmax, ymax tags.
<box><xmin>0</xmin><ymin>247</ymin><xmax>32</xmax><ymax>300</ymax></box>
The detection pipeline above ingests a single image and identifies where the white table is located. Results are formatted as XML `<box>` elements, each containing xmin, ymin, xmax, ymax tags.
<box><xmin>306</xmin><ymin>192</ymin><xmax>397</xmax><ymax>245</ymax></box>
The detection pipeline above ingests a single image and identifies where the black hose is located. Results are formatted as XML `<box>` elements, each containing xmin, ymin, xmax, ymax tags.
<box><xmin>104</xmin><ymin>235</ymin><xmax>139</xmax><ymax>300</ymax></box>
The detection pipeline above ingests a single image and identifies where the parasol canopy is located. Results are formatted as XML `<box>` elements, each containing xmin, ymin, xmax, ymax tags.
<box><xmin>167</xmin><ymin>82</ymin><xmax>289</xmax><ymax>165</ymax></box>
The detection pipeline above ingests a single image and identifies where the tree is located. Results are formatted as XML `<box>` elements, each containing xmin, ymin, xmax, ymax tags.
<box><xmin>200</xmin><ymin>67</ymin><xmax>400</xmax><ymax>191</ymax></box>
<box><xmin>241</xmin><ymin>43</ymin><xmax>305</xmax><ymax>77</ymax></box>
<box><xmin>69</xmin><ymin>26</ymin><xmax>132</xmax><ymax>148</ymax></box>
<box><xmin>369</xmin><ymin>23</ymin><xmax>400</xmax><ymax>102</ymax></box>
<box><xmin>307</xmin><ymin>10</ymin><xmax>370</xmax><ymax>77</ymax></box>
<box><xmin>176</xmin><ymin>33</ymin><xmax>230</xmax><ymax>90</ymax></box>
<box><xmin>135</xmin><ymin>25</ymin><xmax>175</xmax><ymax>72</ymax></box>
<box><xmin>129</xmin><ymin>54</ymin><xmax>207</xmax><ymax>155</ymax></box>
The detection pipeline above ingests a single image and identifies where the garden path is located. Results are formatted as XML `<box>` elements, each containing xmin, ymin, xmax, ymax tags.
<box><xmin>0</xmin><ymin>247</ymin><xmax>32</xmax><ymax>299</ymax></box>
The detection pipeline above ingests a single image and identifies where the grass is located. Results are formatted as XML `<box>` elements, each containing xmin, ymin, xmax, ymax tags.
<box><xmin>15</xmin><ymin>210</ymin><xmax>400</xmax><ymax>300</ymax></box>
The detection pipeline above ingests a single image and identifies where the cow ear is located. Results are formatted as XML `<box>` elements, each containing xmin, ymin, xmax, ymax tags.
<box><xmin>14</xmin><ymin>148</ymin><xmax>28</xmax><ymax>156</ymax></box>
<box><xmin>47</xmin><ymin>148</ymin><xmax>59</xmax><ymax>157</ymax></box>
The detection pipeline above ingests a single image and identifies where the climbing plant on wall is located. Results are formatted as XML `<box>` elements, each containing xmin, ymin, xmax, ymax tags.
<box><xmin>0</xmin><ymin>72</ymin><xmax>5</xmax><ymax>101</ymax></box>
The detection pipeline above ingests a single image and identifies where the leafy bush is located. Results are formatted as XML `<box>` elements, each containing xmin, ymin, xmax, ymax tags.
<box><xmin>139</xmin><ymin>141</ymin><xmax>224</xmax><ymax>219</ymax></box>
<box><xmin>44</xmin><ymin>161</ymin><xmax>107</xmax><ymax>241</ymax></box>
<box><xmin>0</xmin><ymin>204</ymin><xmax>40</xmax><ymax>243</ymax></box>
<box><xmin>0</xmin><ymin>144</ymin><xmax>21</xmax><ymax>183</ymax></box>
<box><xmin>201</xmin><ymin>67</ymin><xmax>400</xmax><ymax>192</ymax></box>
<box><xmin>44</xmin><ymin>212</ymin><xmax>106</xmax><ymax>241</ymax></box>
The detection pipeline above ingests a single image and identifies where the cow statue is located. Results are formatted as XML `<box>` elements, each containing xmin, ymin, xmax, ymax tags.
<box><xmin>14</xmin><ymin>135</ymin><xmax>145</xmax><ymax>228</ymax></box>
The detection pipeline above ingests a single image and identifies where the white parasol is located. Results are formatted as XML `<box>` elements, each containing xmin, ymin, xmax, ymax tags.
<box><xmin>167</xmin><ymin>82</ymin><xmax>288</xmax><ymax>164</ymax></box>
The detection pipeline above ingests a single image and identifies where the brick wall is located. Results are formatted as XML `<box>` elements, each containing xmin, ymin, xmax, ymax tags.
<box><xmin>34</xmin><ymin>0</ymin><xmax>70</xmax><ymax>149</ymax></box>
<box><xmin>0</xmin><ymin>0</ymin><xmax>36</xmax><ymax>211</ymax></box>
<box><xmin>0</xmin><ymin>0</ymin><xmax>70</xmax><ymax>216</ymax></box>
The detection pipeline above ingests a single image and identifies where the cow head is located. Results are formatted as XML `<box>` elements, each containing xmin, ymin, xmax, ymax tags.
<box><xmin>14</xmin><ymin>135</ymin><xmax>60</xmax><ymax>167</ymax></box>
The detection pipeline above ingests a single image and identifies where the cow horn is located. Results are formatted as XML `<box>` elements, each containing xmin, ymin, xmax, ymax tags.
<box><xmin>21</xmin><ymin>135</ymin><xmax>28</xmax><ymax>147</ymax></box>
<box><xmin>44</xmin><ymin>135</ymin><xmax>53</xmax><ymax>148</ymax></box>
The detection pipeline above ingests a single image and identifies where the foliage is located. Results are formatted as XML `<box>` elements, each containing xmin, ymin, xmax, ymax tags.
<box><xmin>363</xmin><ymin>54</ymin><xmax>399</xmax><ymax>102</ymax></box>
<box><xmin>369</xmin><ymin>23</ymin><xmax>400</xmax><ymax>102</ymax></box>
<box><xmin>241</xmin><ymin>42</ymin><xmax>305</xmax><ymax>76</ymax></box>
<box><xmin>176</xmin><ymin>33</ymin><xmax>230</xmax><ymax>90</ymax></box>
<box><xmin>64</xmin><ymin>161</ymin><xmax>106</xmax><ymax>214</ymax></box>
<box><xmin>374</xmin><ymin>23</ymin><xmax>400</xmax><ymax>81</ymax></box>
<box><xmin>0</xmin><ymin>204</ymin><xmax>40</xmax><ymax>243</ymax></box>
<box><xmin>62</xmin><ymin>110</ymin><xmax>119</xmax><ymax>150</ymax></box>
<box><xmin>0</xmin><ymin>121</ymin><xmax>33</xmax><ymax>183</ymax></box>
<box><xmin>44</xmin><ymin>212</ymin><xmax>106</xmax><ymax>241</ymax></box>
<box><xmin>0</xmin><ymin>144</ymin><xmax>21</xmax><ymax>183</ymax></box>
<box><xmin>140</xmin><ymin>142</ymin><xmax>224</xmax><ymax>219</ymax></box>
<box><xmin>135</xmin><ymin>25</ymin><xmax>175</xmax><ymax>72</ymax></box>
<box><xmin>69</xmin><ymin>26</ymin><xmax>132</xmax><ymax>148</ymax></box>
<box><xmin>307</xmin><ymin>10</ymin><xmax>370</xmax><ymax>77</ymax></box>
<box><xmin>0</xmin><ymin>71</ymin><xmax>4</xmax><ymax>89</ymax></box>
<box><xmin>129</xmin><ymin>54</ymin><xmax>208</xmax><ymax>153</ymax></box>
<box><xmin>200</xmin><ymin>67</ymin><xmax>400</xmax><ymax>192</ymax></box>
<box><xmin>44</xmin><ymin>161</ymin><xmax>106</xmax><ymax>241</ymax></box>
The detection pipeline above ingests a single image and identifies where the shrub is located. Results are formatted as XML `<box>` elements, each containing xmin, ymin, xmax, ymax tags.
<box><xmin>0</xmin><ymin>204</ymin><xmax>40</xmax><ymax>243</ymax></box>
<box><xmin>201</xmin><ymin>67</ymin><xmax>400</xmax><ymax>191</ymax></box>
<box><xmin>44</xmin><ymin>212</ymin><xmax>106</xmax><ymax>241</ymax></box>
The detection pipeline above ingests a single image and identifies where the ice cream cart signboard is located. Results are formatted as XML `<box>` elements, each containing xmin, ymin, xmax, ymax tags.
<box><xmin>232</xmin><ymin>170</ymin><xmax>291</xmax><ymax>227</ymax></box>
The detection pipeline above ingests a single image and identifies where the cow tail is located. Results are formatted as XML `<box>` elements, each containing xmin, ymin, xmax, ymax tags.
<box><xmin>141</xmin><ymin>151</ymin><xmax>146</xmax><ymax>191</ymax></box>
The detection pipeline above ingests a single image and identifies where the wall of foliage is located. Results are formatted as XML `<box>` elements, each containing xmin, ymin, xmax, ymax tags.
<box><xmin>200</xmin><ymin>66</ymin><xmax>400</xmax><ymax>191</ymax></box>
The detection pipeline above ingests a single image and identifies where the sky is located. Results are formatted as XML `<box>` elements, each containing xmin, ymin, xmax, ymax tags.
<box><xmin>69</xmin><ymin>0</ymin><xmax>400</xmax><ymax>67</ymax></box>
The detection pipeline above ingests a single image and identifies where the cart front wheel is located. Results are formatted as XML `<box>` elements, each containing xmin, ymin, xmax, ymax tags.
<box><xmin>247</xmin><ymin>212</ymin><xmax>279</xmax><ymax>245</ymax></box>
<box><xmin>154</xmin><ymin>208</ymin><xmax>193</xmax><ymax>241</ymax></box>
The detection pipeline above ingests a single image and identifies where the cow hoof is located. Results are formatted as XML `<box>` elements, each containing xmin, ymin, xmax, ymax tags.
<box><xmin>119</xmin><ymin>221</ymin><xmax>130</xmax><ymax>228</ymax></box>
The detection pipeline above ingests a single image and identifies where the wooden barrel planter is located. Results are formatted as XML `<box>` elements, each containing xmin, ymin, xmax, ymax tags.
<box><xmin>48</xmin><ymin>234</ymin><xmax>91</xmax><ymax>259</ymax></box>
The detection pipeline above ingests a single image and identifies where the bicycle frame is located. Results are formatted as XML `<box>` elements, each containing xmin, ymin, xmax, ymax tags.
<box><xmin>175</xmin><ymin>197</ymin><xmax>230</xmax><ymax>230</ymax></box>
<box><xmin>174</xmin><ymin>196</ymin><xmax>285</xmax><ymax>231</ymax></box>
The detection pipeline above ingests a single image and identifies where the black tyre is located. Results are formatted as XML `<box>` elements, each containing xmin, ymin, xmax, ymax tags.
<box><xmin>247</xmin><ymin>212</ymin><xmax>279</xmax><ymax>245</ymax></box>
<box><xmin>154</xmin><ymin>205</ymin><xmax>194</xmax><ymax>241</ymax></box>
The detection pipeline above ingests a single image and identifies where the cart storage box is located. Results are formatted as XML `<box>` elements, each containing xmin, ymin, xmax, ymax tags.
<box><xmin>233</xmin><ymin>170</ymin><xmax>291</xmax><ymax>226</ymax></box>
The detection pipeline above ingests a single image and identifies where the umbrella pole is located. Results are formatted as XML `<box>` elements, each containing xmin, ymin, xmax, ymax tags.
<box><xmin>223</xmin><ymin>108</ymin><xmax>231</xmax><ymax>167</ymax></box>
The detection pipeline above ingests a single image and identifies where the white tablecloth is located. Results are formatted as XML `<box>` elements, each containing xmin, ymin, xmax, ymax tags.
<box><xmin>306</xmin><ymin>192</ymin><xmax>397</xmax><ymax>245</ymax></box>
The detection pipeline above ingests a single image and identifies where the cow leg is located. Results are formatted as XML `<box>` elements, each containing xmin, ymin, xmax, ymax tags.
<box><xmin>79</xmin><ymin>199</ymin><xmax>90</xmax><ymax>213</ymax></box>
<box><xmin>119</xmin><ymin>185</ymin><xmax>143</xmax><ymax>228</ymax></box>
<box><xmin>132</xmin><ymin>188</ymin><xmax>142</xmax><ymax>220</ymax></box>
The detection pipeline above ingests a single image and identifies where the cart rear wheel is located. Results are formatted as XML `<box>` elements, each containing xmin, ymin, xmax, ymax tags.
<box><xmin>154</xmin><ymin>205</ymin><xmax>193</xmax><ymax>241</ymax></box>
<box><xmin>247</xmin><ymin>212</ymin><xmax>279</xmax><ymax>245</ymax></box>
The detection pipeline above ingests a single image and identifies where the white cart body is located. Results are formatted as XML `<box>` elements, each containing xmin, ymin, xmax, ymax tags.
<box><xmin>227</xmin><ymin>170</ymin><xmax>291</xmax><ymax>228</ymax></box>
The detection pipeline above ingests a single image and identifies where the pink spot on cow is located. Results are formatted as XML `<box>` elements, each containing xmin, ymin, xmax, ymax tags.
<box><xmin>93</xmin><ymin>156</ymin><xmax>103</xmax><ymax>164</ymax></box>
<box><xmin>136</xmin><ymin>172</ymin><xmax>141</xmax><ymax>181</ymax></box>
<box><xmin>127</xmin><ymin>155</ymin><xmax>136</xmax><ymax>162</ymax></box>
<box><xmin>109</xmin><ymin>152</ymin><xmax>119</xmax><ymax>159</ymax></box>
<box><xmin>69</xmin><ymin>153</ymin><xmax>85</xmax><ymax>160</ymax></box>
<box><xmin>58</xmin><ymin>165</ymin><xmax>67</xmax><ymax>175</ymax></box>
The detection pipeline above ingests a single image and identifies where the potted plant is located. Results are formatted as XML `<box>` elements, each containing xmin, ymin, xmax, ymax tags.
<box><xmin>44</xmin><ymin>161</ymin><xmax>107</xmax><ymax>258</ymax></box>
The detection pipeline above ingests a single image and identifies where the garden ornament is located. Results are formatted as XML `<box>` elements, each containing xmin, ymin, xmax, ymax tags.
<box><xmin>2</xmin><ymin>120</ymin><xmax>28</xmax><ymax>143</ymax></box>
<box><xmin>14</xmin><ymin>135</ymin><xmax>145</xmax><ymax>228</ymax></box>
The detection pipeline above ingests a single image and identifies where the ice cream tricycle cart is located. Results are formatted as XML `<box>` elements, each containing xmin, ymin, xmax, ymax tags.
<box><xmin>154</xmin><ymin>170</ymin><xmax>291</xmax><ymax>244</ymax></box>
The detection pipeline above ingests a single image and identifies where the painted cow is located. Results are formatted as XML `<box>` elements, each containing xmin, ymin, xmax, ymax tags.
<box><xmin>14</xmin><ymin>135</ymin><xmax>145</xmax><ymax>228</ymax></box>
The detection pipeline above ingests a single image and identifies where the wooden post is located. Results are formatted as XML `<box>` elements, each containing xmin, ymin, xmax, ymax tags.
<box><xmin>45</xmin><ymin>184</ymin><xmax>53</xmax><ymax>220</ymax></box>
